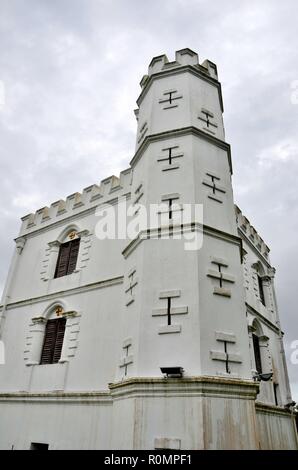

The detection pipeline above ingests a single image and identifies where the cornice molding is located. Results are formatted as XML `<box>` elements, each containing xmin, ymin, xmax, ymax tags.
<box><xmin>122</xmin><ymin>222</ymin><xmax>242</xmax><ymax>259</ymax></box>
<box><xmin>0</xmin><ymin>391</ymin><xmax>112</xmax><ymax>405</ymax></box>
<box><xmin>130</xmin><ymin>126</ymin><xmax>232</xmax><ymax>174</ymax></box>
<box><xmin>255</xmin><ymin>401</ymin><xmax>293</xmax><ymax>417</ymax></box>
<box><xmin>136</xmin><ymin>64</ymin><xmax>224</xmax><ymax>112</ymax></box>
<box><xmin>109</xmin><ymin>376</ymin><xmax>259</xmax><ymax>400</ymax></box>
<box><xmin>0</xmin><ymin>276</ymin><xmax>124</xmax><ymax>311</ymax></box>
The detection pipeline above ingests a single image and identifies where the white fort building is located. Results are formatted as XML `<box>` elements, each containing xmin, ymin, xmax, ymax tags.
<box><xmin>0</xmin><ymin>49</ymin><xmax>297</xmax><ymax>450</ymax></box>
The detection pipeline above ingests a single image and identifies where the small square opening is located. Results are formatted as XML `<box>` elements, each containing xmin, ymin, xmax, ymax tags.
<box><xmin>30</xmin><ymin>442</ymin><xmax>49</xmax><ymax>451</ymax></box>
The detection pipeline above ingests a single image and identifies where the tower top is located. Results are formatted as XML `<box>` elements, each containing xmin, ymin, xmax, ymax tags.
<box><xmin>140</xmin><ymin>48</ymin><xmax>218</xmax><ymax>90</ymax></box>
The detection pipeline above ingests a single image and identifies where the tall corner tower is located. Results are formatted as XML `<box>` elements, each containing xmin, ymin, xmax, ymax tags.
<box><xmin>113</xmin><ymin>49</ymin><xmax>260</xmax><ymax>450</ymax></box>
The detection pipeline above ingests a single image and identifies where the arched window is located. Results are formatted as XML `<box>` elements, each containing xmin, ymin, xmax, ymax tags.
<box><xmin>54</xmin><ymin>233</ymin><xmax>80</xmax><ymax>278</ymax></box>
<box><xmin>40</xmin><ymin>317</ymin><xmax>66</xmax><ymax>364</ymax></box>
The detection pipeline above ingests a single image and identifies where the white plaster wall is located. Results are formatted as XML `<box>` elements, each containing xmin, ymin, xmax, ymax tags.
<box><xmin>0</xmin><ymin>284</ymin><xmax>124</xmax><ymax>392</ymax></box>
<box><xmin>0</xmin><ymin>401</ymin><xmax>112</xmax><ymax>450</ymax></box>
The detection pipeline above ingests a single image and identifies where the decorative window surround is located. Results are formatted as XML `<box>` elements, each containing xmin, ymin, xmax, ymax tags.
<box><xmin>60</xmin><ymin>311</ymin><xmax>80</xmax><ymax>361</ymax></box>
<box><xmin>159</xmin><ymin>89</ymin><xmax>183</xmax><ymax>110</ymax></box>
<box><xmin>24</xmin><ymin>310</ymin><xmax>80</xmax><ymax>365</ymax></box>
<box><xmin>210</xmin><ymin>330</ymin><xmax>242</xmax><ymax>375</ymax></box>
<box><xmin>152</xmin><ymin>289</ymin><xmax>188</xmax><ymax>334</ymax></box>
<box><xmin>157</xmin><ymin>145</ymin><xmax>184</xmax><ymax>171</ymax></box>
<box><xmin>15</xmin><ymin>237</ymin><xmax>26</xmax><ymax>254</ymax></box>
<box><xmin>137</xmin><ymin>122</ymin><xmax>148</xmax><ymax>144</ymax></box>
<box><xmin>154</xmin><ymin>438</ymin><xmax>181</xmax><ymax>450</ymax></box>
<box><xmin>202</xmin><ymin>171</ymin><xmax>226</xmax><ymax>203</ymax></box>
<box><xmin>40</xmin><ymin>229</ymin><xmax>92</xmax><ymax>281</ymax></box>
<box><xmin>207</xmin><ymin>258</ymin><xmax>235</xmax><ymax>297</ymax></box>
<box><xmin>119</xmin><ymin>338</ymin><xmax>133</xmax><ymax>376</ymax></box>
<box><xmin>125</xmin><ymin>267</ymin><xmax>138</xmax><ymax>306</ymax></box>
<box><xmin>248</xmin><ymin>320</ymin><xmax>272</xmax><ymax>376</ymax></box>
<box><xmin>76</xmin><ymin>230</ymin><xmax>93</xmax><ymax>271</ymax></box>
<box><xmin>198</xmin><ymin>108</ymin><xmax>218</xmax><ymax>135</ymax></box>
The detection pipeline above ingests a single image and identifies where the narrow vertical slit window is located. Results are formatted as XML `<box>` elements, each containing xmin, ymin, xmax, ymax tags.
<box><xmin>273</xmin><ymin>383</ymin><xmax>279</xmax><ymax>406</ymax></box>
<box><xmin>252</xmin><ymin>333</ymin><xmax>262</xmax><ymax>374</ymax></box>
<box><xmin>258</xmin><ymin>275</ymin><xmax>266</xmax><ymax>306</ymax></box>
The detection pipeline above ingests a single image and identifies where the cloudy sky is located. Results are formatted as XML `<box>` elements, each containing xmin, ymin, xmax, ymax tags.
<box><xmin>0</xmin><ymin>0</ymin><xmax>297</xmax><ymax>399</ymax></box>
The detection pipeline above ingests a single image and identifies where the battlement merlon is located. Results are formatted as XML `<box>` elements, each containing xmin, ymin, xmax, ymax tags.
<box><xmin>139</xmin><ymin>49</ymin><xmax>218</xmax><ymax>89</ymax></box>
<box><xmin>235</xmin><ymin>205</ymin><xmax>271</xmax><ymax>264</ymax></box>
<box><xmin>19</xmin><ymin>168</ymin><xmax>132</xmax><ymax>236</ymax></box>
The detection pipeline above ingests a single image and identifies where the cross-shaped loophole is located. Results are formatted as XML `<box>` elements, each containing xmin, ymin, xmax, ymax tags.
<box><xmin>223</xmin><ymin>341</ymin><xmax>231</xmax><ymax>374</ymax></box>
<box><xmin>124</xmin><ymin>344</ymin><xmax>131</xmax><ymax>376</ymax></box>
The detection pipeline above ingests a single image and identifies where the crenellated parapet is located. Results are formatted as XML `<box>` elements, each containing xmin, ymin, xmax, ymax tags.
<box><xmin>139</xmin><ymin>48</ymin><xmax>218</xmax><ymax>91</ymax></box>
<box><xmin>20</xmin><ymin>168</ymin><xmax>132</xmax><ymax>234</ymax></box>
<box><xmin>235</xmin><ymin>205</ymin><xmax>270</xmax><ymax>261</ymax></box>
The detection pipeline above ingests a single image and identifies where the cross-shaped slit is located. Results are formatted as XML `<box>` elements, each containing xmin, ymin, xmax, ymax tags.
<box><xmin>168</xmin><ymin>198</ymin><xmax>173</xmax><ymax>220</ymax></box>
<box><xmin>159</xmin><ymin>90</ymin><xmax>183</xmax><ymax>108</ymax></box>
<box><xmin>223</xmin><ymin>341</ymin><xmax>230</xmax><ymax>374</ymax></box>
<box><xmin>157</xmin><ymin>146</ymin><xmax>183</xmax><ymax>168</ymax></box>
<box><xmin>125</xmin><ymin>269</ymin><xmax>137</xmax><ymax>306</ymax></box>
<box><xmin>205</xmin><ymin>113</ymin><xmax>210</xmax><ymax>128</ymax></box>
<box><xmin>207</xmin><ymin>259</ymin><xmax>235</xmax><ymax>297</ymax></box>
<box><xmin>202</xmin><ymin>173</ymin><xmax>226</xmax><ymax>203</ymax></box>
<box><xmin>167</xmin><ymin>297</ymin><xmax>172</xmax><ymax>325</ymax></box>
<box><xmin>152</xmin><ymin>290</ymin><xmax>188</xmax><ymax>334</ymax></box>
<box><xmin>218</xmin><ymin>264</ymin><xmax>222</xmax><ymax>287</ymax></box>
<box><xmin>124</xmin><ymin>344</ymin><xmax>131</xmax><ymax>376</ymax></box>
<box><xmin>198</xmin><ymin>110</ymin><xmax>218</xmax><ymax>131</ymax></box>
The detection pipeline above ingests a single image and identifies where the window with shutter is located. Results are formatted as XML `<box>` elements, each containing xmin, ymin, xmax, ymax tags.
<box><xmin>40</xmin><ymin>317</ymin><xmax>66</xmax><ymax>365</ymax></box>
<box><xmin>54</xmin><ymin>238</ymin><xmax>80</xmax><ymax>278</ymax></box>
<box><xmin>253</xmin><ymin>333</ymin><xmax>262</xmax><ymax>374</ymax></box>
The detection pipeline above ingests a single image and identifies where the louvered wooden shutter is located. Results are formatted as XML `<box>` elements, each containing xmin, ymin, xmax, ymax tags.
<box><xmin>55</xmin><ymin>242</ymin><xmax>71</xmax><ymax>278</ymax></box>
<box><xmin>40</xmin><ymin>318</ymin><xmax>66</xmax><ymax>365</ymax></box>
<box><xmin>52</xmin><ymin>317</ymin><xmax>66</xmax><ymax>363</ymax></box>
<box><xmin>67</xmin><ymin>238</ymin><xmax>80</xmax><ymax>274</ymax></box>
<box><xmin>253</xmin><ymin>334</ymin><xmax>262</xmax><ymax>374</ymax></box>
<box><xmin>40</xmin><ymin>319</ymin><xmax>58</xmax><ymax>364</ymax></box>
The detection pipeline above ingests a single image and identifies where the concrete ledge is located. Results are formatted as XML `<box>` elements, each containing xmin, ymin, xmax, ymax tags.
<box><xmin>109</xmin><ymin>376</ymin><xmax>259</xmax><ymax>400</ymax></box>
<box><xmin>158</xmin><ymin>325</ymin><xmax>181</xmax><ymax>334</ymax></box>
<box><xmin>0</xmin><ymin>391</ymin><xmax>112</xmax><ymax>404</ymax></box>
<box><xmin>255</xmin><ymin>401</ymin><xmax>294</xmax><ymax>417</ymax></box>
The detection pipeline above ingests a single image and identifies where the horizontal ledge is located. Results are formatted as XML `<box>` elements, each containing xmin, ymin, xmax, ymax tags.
<box><xmin>158</xmin><ymin>325</ymin><xmax>182</xmax><ymax>334</ymax></box>
<box><xmin>213</xmin><ymin>287</ymin><xmax>232</xmax><ymax>297</ymax></box>
<box><xmin>159</xmin><ymin>290</ymin><xmax>181</xmax><ymax>299</ymax></box>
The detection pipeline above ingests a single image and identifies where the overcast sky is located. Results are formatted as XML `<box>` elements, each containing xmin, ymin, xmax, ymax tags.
<box><xmin>0</xmin><ymin>0</ymin><xmax>297</xmax><ymax>399</ymax></box>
